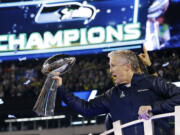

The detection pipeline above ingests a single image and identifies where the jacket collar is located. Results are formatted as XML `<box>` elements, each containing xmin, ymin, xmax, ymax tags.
<box><xmin>117</xmin><ymin>73</ymin><xmax>145</xmax><ymax>89</ymax></box>
<box><xmin>131</xmin><ymin>73</ymin><xmax>145</xmax><ymax>86</ymax></box>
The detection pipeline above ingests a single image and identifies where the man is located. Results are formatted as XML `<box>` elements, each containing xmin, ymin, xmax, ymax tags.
<box><xmin>53</xmin><ymin>49</ymin><xmax>180</xmax><ymax>135</ymax></box>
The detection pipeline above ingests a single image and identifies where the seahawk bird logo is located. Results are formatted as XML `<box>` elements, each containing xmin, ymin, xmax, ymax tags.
<box><xmin>35</xmin><ymin>1</ymin><xmax>100</xmax><ymax>25</ymax></box>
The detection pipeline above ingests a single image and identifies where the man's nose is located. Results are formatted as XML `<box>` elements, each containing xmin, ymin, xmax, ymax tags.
<box><xmin>110</xmin><ymin>67</ymin><xmax>112</xmax><ymax>73</ymax></box>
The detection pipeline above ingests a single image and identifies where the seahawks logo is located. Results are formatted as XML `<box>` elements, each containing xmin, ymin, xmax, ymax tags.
<box><xmin>35</xmin><ymin>1</ymin><xmax>100</xmax><ymax>25</ymax></box>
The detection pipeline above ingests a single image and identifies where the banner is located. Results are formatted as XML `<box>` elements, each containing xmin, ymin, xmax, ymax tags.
<box><xmin>0</xmin><ymin>0</ymin><xmax>148</xmax><ymax>60</ymax></box>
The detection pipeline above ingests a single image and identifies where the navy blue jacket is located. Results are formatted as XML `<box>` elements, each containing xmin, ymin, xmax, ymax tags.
<box><xmin>57</xmin><ymin>73</ymin><xmax>180</xmax><ymax>134</ymax></box>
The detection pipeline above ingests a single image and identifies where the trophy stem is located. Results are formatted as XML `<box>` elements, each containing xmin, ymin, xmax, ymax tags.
<box><xmin>33</xmin><ymin>76</ymin><xmax>58</xmax><ymax>116</ymax></box>
<box><xmin>45</xmin><ymin>80</ymin><xmax>55</xmax><ymax>116</ymax></box>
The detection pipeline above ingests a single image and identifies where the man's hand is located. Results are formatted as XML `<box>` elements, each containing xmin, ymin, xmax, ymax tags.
<box><xmin>52</xmin><ymin>75</ymin><xmax>62</xmax><ymax>87</ymax></box>
<box><xmin>138</xmin><ymin>105</ymin><xmax>152</xmax><ymax>120</ymax></box>
<box><xmin>138</xmin><ymin>45</ymin><xmax>152</xmax><ymax>67</ymax></box>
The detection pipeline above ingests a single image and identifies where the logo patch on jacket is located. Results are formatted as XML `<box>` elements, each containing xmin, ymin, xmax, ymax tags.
<box><xmin>137</xmin><ymin>89</ymin><xmax>150</xmax><ymax>92</ymax></box>
<box><xmin>120</xmin><ymin>91</ymin><xmax>125</xmax><ymax>98</ymax></box>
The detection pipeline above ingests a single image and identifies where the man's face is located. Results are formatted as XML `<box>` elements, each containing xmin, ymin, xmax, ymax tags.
<box><xmin>109</xmin><ymin>56</ymin><xmax>129</xmax><ymax>85</ymax></box>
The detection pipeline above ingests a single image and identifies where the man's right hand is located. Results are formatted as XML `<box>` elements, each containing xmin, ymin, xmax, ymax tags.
<box><xmin>52</xmin><ymin>76</ymin><xmax>62</xmax><ymax>87</ymax></box>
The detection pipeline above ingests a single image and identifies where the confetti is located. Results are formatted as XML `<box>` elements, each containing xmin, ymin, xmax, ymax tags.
<box><xmin>138</xmin><ymin>113</ymin><xmax>151</xmax><ymax>120</ymax></box>
<box><xmin>18</xmin><ymin>57</ymin><xmax>27</xmax><ymax>62</ymax></box>
<box><xmin>8</xmin><ymin>114</ymin><xmax>16</xmax><ymax>119</ymax></box>
<box><xmin>24</xmin><ymin>80</ymin><xmax>31</xmax><ymax>85</ymax></box>
<box><xmin>0</xmin><ymin>98</ymin><xmax>4</xmax><ymax>104</ymax></box>
<box><xmin>162</xmin><ymin>62</ymin><xmax>169</xmax><ymax>67</ymax></box>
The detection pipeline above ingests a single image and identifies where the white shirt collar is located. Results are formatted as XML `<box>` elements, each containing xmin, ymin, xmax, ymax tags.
<box><xmin>125</xmin><ymin>83</ymin><xmax>131</xmax><ymax>87</ymax></box>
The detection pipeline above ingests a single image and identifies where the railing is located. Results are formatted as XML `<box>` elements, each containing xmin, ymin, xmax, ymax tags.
<box><xmin>100</xmin><ymin>106</ymin><xmax>180</xmax><ymax>135</ymax></box>
<box><xmin>4</xmin><ymin>115</ymin><xmax>66</xmax><ymax>131</ymax></box>
<box><xmin>4</xmin><ymin>114</ymin><xmax>106</xmax><ymax>132</ymax></box>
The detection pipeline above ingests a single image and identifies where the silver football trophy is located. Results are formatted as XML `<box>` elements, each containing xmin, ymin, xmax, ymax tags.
<box><xmin>33</xmin><ymin>54</ymin><xmax>76</xmax><ymax>116</ymax></box>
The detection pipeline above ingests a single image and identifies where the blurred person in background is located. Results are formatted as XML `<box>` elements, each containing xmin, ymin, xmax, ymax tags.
<box><xmin>157</xmin><ymin>16</ymin><xmax>171</xmax><ymax>48</ymax></box>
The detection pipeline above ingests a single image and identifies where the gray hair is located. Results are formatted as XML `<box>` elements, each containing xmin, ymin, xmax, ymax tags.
<box><xmin>108</xmin><ymin>50</ymin><xmax>140</xmax><ymax>72</ymax></box>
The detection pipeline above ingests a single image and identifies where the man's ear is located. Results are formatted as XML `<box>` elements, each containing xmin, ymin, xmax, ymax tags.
<box><xmin>126</xmin><ymin>63</ymin><xmax>132</xmax><ymax>71</ymax></box>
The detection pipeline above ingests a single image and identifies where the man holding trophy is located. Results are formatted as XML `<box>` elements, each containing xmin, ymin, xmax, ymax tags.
<box><xmin>34</xmin><ymin>48</ymin><xmax>180</xmax><ymax>135</ymax></box>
